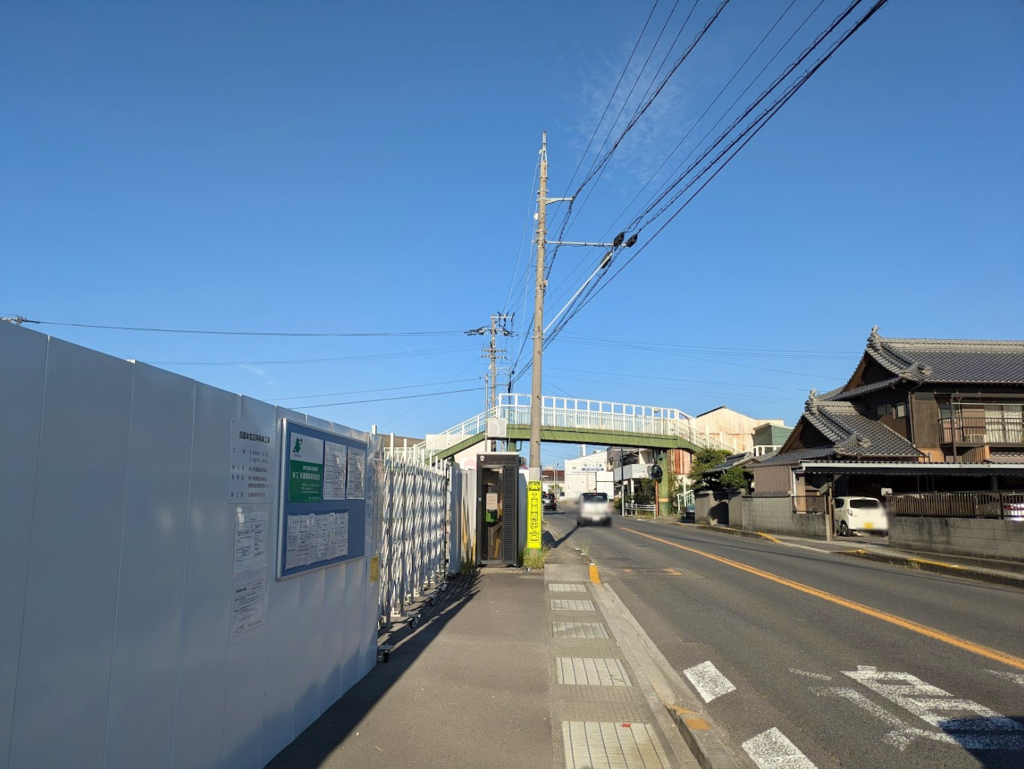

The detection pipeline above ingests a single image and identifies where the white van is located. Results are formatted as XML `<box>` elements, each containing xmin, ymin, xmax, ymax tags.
<box><xmin>834</xmin><ymin>496</ymin><xmax>888</xmax><ymax>536</ymax></box>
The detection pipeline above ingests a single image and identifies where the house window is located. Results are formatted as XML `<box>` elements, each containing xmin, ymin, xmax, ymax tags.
<box><xmin>876</xmin><ymin>403</ymin><xmax>891</xmax><ymax>417</ymax></box>
<box><xmin>894</xmin><ymin>403</ymin><xmax>906</xmax><ymax>418</ymax></box>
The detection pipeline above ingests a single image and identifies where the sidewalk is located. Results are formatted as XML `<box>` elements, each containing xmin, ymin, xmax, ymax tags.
<box><xmin>265</xmin><ymin>529</ymin><xmax>705</xmax><ymax>769</ymax></box>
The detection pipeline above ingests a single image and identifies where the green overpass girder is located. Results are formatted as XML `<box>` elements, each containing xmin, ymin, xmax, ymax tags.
<box><xmin>434</xmin><ymin>426</ymin><xmax>701</xmax><ymax>461</ymax></box>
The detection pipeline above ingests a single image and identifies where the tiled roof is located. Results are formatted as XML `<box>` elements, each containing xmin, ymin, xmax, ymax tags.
<box><xmin>750</xmin><ymin>447</ymin><xmax>835</xmax><ymax>466</ymax></box>
<box><xmin>706</xmin><ymin>452</ymin><xmax>754</xmax><ymax>474</ymax></box>
<box><xmin>805</xmin><ymin>400</ymin><xmax>922</xmax><ymax>459</ymax></box>
<box><xmin>818</xmin><ymin>376</ymin><xmax>901</xmax><ymax>402</ymax></box>
<box><xmin>863</xmin><ymin>328</ymin><xmax>1024</xmax><ymax>385</ymax></box>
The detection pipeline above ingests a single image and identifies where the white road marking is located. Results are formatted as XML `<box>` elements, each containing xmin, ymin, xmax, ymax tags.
<box><xmin>813</xmin><ymin>686</ymin><xmax>958</xmax><ymax>751</ymax></box>
<box><xmin>789</xmin><ymin>668</ymin><xmax>832</xmax><ymax>681</ymax></box>
<box><xmin>842</xmin><ymin>666</ymin><xmax>1024</xmax><ymax>750</ymax></box>
<box><xmin>683</xmin><ymin>661</ymin><xmax>736</xmax><ymax>703</ymax></box>
<box><xmin>778</xmin><ymin>542</ymin><xmax>832</xmax><ymax>553</ymax></box>
<box><xmin>987</xmin><ymin>669</ymin><xmax>1024</xmax><ymax>688</ymax></box>
<box><xmin>741</xmin><ymin>727</ymin><xmax>816</xmax><ymax>769</ymax></box>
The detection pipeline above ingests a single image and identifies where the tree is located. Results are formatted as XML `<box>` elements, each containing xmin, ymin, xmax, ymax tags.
<box><xmin>718</xmin><ymin>465</ymin><xmax>751</xmax><ymax>493</ymax></box>
<box><xmin>688</xmin><ymin>448</ymin><xmax>730</xmax><ymax>492</ymax></box>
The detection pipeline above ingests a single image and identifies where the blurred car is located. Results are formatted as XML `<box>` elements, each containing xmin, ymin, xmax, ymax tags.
<box><xmin>834</xmin><ymin>496</ymin><xmax>888</xmax><ymax>536</ymax></box>
<box><xmin>577</xmin><ymin>492</ymin><xmax>611</xmax><ymax>526</ymax></box>
<box><xmin>543</xmin><ymin>492</ymin><xmax>558</xmax><ymax>511</ymax></box>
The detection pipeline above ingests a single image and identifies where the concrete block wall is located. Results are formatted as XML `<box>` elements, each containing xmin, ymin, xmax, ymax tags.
<box><xmin>890</xmin><ymin>517</ymin><xmax>1024</xmax><ymax>563</ymax></box>
<box><xmin>727</xmin><ymin>493</ymin><xmax>745</xmax><ymax>530</ymax></box>
<box><xmin>743</xmin><ymin>496</ymin><xmax>827</xmax><ymax>539</ymax></box>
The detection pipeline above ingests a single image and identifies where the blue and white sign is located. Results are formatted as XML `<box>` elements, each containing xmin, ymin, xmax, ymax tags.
<box><xmin>277</xmin><ymin>420</ymin><xmax>368</xmax><ymax>579</ymax></box>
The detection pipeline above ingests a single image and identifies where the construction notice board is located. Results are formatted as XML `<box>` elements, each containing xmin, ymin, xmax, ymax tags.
<box><xmin>277</xmin><ymin>420</ymin><xmax>367</xmax><ymax>579</ymax></box>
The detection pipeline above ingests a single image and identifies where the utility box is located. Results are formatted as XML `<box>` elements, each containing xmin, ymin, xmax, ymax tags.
<box><xmin>475</xmin><ymin>452</ymin><xmax>521</xmax><ymax>565</ymax></box>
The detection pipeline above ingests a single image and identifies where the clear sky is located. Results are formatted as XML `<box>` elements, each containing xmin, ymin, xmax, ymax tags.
<box><xmin>3</xmin><ymin>1</ymin><xmax>1022</xmax><ymax>468</ymax></box>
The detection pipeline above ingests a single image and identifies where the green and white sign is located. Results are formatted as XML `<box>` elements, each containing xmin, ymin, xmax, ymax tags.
<box><xmin>288</xmin><ymin>435</ymin><xmax>324</xmax><ymax>502</ymax></box>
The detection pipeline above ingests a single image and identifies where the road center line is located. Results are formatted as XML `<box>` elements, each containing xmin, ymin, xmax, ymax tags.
<box><xmin>621</xmin><ymin>527</ymin><xmax>1024</xmax><ymax>671</ymax></box>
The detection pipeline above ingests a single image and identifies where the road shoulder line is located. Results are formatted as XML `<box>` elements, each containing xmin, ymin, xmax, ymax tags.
<box><xmin>834</xmin><ymin>548</ymin><xmax>1024</xmax><ymax>590</ymax></box>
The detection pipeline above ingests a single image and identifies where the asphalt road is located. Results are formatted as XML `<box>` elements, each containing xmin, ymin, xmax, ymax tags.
<box><xmin>546</xmin><ymin>507</ymin><xmax>1024</xmax><ymax>769</ymax></box>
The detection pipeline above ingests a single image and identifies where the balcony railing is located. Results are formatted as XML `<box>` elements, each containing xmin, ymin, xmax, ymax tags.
<box><xmin>939</xmin><ymin>416</ymin><xmax>1024</xmax><ymax>445</ymax></box>
<box><xmin>886</xmin><ymin>491</ymin><xmax>1024</xmax><ymax>519</ymax></box>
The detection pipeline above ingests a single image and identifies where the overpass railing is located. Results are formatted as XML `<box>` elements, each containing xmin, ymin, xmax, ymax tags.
<box><xmin>418</xmin><ymin>393</ymin><xmax>739</xmax><ymax>458</ymax></box>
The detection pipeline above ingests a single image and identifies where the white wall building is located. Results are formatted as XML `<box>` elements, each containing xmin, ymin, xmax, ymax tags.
<box><xmin>565</xmin><ymin>449</ymin><xmax>614</xmax><ymax>499</ymax></box>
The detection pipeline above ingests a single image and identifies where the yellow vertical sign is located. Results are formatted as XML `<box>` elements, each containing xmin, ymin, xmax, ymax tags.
<box><xmin>369</xmin><ymin>555</ymin><xmax>380</xmax><ymax>584</ymax></box>
<box><xmin>527</xmin><ymin>481</ymin><xmax>543</xmax><ymax>550</ymax></box>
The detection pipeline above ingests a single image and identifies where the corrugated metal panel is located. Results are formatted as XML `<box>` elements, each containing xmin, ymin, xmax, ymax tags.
<box><xmin>0</xmin><ymin>322</ymin><xmax>48</xmax><ymax>769</ymax></box>
<box><xmin>105</xmin><ymin>364</ymin><xmax>195</xmax><ymax>769</ymax></box>
<box><xmin>10</xmin><ymin>337</ymin><xmax>134</xmax><ymax>769</ymax></box>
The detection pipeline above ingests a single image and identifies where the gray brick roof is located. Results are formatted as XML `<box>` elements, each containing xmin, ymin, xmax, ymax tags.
<box><xmin>863</xmin><ymin>327</ymin><xmax>1024</xmax><ymax>385</ymax></box>
<box><xmin>805</xmin><ymin>400</ymin><xmax>922</xmax><ymax>459</ymax></box>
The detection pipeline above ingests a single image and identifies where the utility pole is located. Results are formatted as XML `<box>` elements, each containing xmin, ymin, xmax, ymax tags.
<box><xmin>484</xmin><ymin>313</ymin><xmax>512</xmax><ymax>413</ymax></box>
<box><xmin>524</xmin><ymin>132</ymin><xmax>627</xmax><ymax>550</ymax></box>
<box><xmin>529</xmin><ymin>132</ymin><xmax>548</xmax><ymax>480</ymax></box>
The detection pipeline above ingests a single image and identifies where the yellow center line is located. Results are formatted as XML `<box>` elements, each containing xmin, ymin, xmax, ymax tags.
<box><xmin>621</xmin><ymin>526</ymin><xmax>1024</xmax><ymax>671</ymax></box>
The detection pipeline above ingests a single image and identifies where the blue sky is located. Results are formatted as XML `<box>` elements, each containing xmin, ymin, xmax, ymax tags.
<box><xmin>3</xmin><ymin>1</ymin><xmax>1022</xmax><ymax>468</ymax></box>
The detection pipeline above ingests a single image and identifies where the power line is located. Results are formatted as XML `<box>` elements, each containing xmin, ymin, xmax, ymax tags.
<box><xmin>17</xmin><ymin>317</ymin><xmax>473</xmax><ymax>338</ymax></box>
<box><xmin>547</xmin><ymin>0</ymin><xmax>711</xmax><ymax>278</ymax></box>
<box><xmin>597</xmin><ymin>0</ymin><xmax>807</xmax><ymax>243</ymax></box>
<box><xmin>150</xmin><ymin>344</ymin><xmax>475</xmax><ymax>366</ymax></box>
<box><xmin>545</xmin><ymin>0</ymin><xmax>887</xmax><ymax>342</ymax></box>
<box><xmin>298</xmin><ymin>387</ymin><xmax>480</xmax><ymax>410</ymax></box>
<box><xmin>274</xmin><ymin>377</ymin><xmax>480</xmax><ymax>401</ymax></box>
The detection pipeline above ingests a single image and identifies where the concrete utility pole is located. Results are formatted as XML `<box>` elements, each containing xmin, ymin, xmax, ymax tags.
<box><xmin>485</xmin><ymin>313</ymin><xmax>512</xmax><ymax>412</ymax></box>
<box><xmin>529</xmin><ymin>133</ymin><xmax>549</xmax><ymax>481</ymax></box>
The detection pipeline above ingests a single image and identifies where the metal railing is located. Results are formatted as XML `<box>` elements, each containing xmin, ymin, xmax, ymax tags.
<box><xmin>420</xmin><ymin>393</ymin><xmax>740</xmax><ymax>457</ymax></box>
<box><xmin>885</xmin><ymin>491</ymin><xmax>1024</xmax><ymax>519</ymax></box>
<box><xmin>622</xmin><ymin>502</ymin><xmax>658</xmax><ymax>516</ymax></box>
<box><xmin>793</xmin><ymin>495</ymin><xmax>832</xmax><ymax>515</ymax></box>
<box><xmin>939</xmin><ymin>416</ymin><xmax>1024</xmax><ymax>445</ymax></box>
<box><xmin>378</xmin><ymin>450</ymin><xmax>449</xmax><ymax>628</ymax></box>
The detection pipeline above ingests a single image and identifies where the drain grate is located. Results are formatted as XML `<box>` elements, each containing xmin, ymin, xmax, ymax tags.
<box><xmin>552</xmin><ymin>622</ymin><xmax>609</xmax><ymax>640</ymax></box>
<box><xmin>556</xmin><ymin>657</ymin><xmax>631</xmax><ymax>687</ymax></box>
<box><xmin>551</xmin><ymin>599</ymin><xmax>596</xmax><ymax>612</ymax></box>
<box><xmin>562</xmin><ymin>721</ymin><xmax>671</xmax><ymax>769</ymax></box>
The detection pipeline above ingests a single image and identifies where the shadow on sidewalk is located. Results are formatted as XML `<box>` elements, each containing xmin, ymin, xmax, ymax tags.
<box><xmin>265</xmin><ymin>572</ymin><xmax>481</xmax><ymax>769</ymax></box>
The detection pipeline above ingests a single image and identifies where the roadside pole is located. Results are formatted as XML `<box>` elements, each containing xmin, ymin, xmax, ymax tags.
<box><xmin>527</xmin><ymin>132</ymin><xmax>549</xmax><ymax>551</ymax></box>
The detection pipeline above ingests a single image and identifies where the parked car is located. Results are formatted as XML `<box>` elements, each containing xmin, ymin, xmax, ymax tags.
<box><xmin>577</xmin><ymin>492</ymin><xmax>612</xmax><ymax>526</ymax></box>
<box><xmin>834</xmin><ymin>496</ymin><xmax>888</xmax><ymax>536</ymax></box>
<box><xmin>543</xmin><ymin>492</ymin><xmax>558</xmax><ymax>511</ymax></box>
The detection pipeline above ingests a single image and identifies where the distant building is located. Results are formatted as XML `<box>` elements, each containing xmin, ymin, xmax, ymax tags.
<box><xmin>541</xmin><ymin>467</ymin><xmax>565</xmax><ymax>494</ymax></box>
<box><xmin>565</xmin><ymin>449</ymin><xmax>614</xmax><ymax>498</ymax></box>
<box><xmin>692</xmin><ymin>406</ymin><xmax>786</xmax><ymax>453</ymax></box>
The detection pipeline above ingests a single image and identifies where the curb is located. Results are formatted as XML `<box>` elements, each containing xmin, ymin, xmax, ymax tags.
<box><xmin>663</xmin><ymin>704</ymin><xmax>742</xmax><ymax>769</ymax></box>
<box><xmin>688</xmin><ymin>522</ymin><xmax>781</xmax><ymax>544</ymax></box>
<box><xmin>835</xmin><ymin>549</ymin><xmax>1024</xmax><ymax>590</ymax></box>
<box><xmin>595</xmin><ymin>583</ymin><xmax>743</xmax><ymax>769</ymax></box>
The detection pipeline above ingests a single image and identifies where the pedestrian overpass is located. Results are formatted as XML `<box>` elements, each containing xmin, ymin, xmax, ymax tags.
<box><xmin>414</xmin><ymin>393</ymin><xmax>740</xmax><ymax>461</ymax></box>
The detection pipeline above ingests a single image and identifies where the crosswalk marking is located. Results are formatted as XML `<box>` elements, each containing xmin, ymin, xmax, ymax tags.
<box><xmin>683</xmin><ymin>661</ymin><xmax>736</xmax><ymax>703</ymax></box>
<box><xmin>742</xmin><ymin>728</ymin><xmax>816</xmax><ymax>769</ymax></box>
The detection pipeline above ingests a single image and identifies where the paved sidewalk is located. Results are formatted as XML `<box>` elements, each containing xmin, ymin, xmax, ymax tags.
<box><xmin>266</xmin><ymin>530</ymin><xmax>697</xmax><ymax>769</ymax></box>
<box><xmin>266</xmin><ymin>570</ymin><xmax>552</xmax><ymax>769</ymax></box>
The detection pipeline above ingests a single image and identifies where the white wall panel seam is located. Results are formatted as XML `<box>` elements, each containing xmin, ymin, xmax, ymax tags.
<box><xmin>2</xmin><ymin>333</ymin><xmax>50</xmax><ymax>769</ymax></box>
<box><xmin>100</xmin><ymin>365</ymin><xmax>138</xmax><ymax>765</ymax></box>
